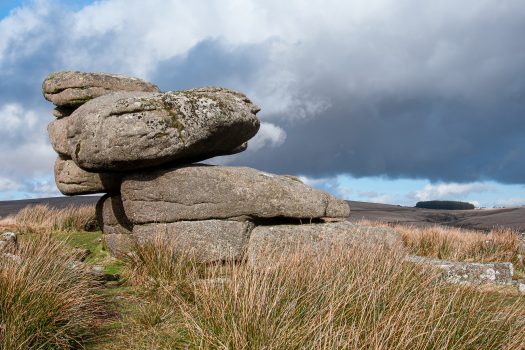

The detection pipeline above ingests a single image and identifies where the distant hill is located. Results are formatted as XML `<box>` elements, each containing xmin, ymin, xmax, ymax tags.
<box><xmin>347</xmin><ymin>201</ymin><xmax>525</xmax><ymax>231</ymax></box>
<box><xmin>0</xmin><ymin>196</ymin><xmax>100</xmax><ymax>218</ymax></box>
<box><xmin>415</xmin><ymin>200</ymin><xmax>475</xmax><ymax>210</ymax></box>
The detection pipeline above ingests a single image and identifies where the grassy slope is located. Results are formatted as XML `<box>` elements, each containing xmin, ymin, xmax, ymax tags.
<box><xmin>50</xmin><ymin>227</ymin><xmax>525</xmax><ymax>350</ymax></box>
<box><xmin>2</xmin><ymin>203</ymin><xmax>525</xmax><ymax>349</ymax></box>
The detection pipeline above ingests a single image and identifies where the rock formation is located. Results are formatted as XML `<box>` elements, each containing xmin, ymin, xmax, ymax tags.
<box><xmin>43</xmin><ymin>71</ymin><xmax>393</xmax><ymax>263</ymax></box>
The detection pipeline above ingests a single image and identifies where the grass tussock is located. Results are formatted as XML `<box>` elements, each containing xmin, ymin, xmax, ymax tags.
<box><xmin>15</xmin><ymin>204</ymin><xmax>97</xmax><ymax>234</ymax></box>
<box><xmin>355</xmin><ymin>219</ymin><xmax>524</xmax><ymax>271</ymax></box>
<box><xmin>0</xmin><ymin>235</ymin><xmax>106</xmax><ymax>350</ymax></box>
<box><xmin>398</xmin><ymin>225</ymin><xmax>523</xmax><ymax>269</ymax></box>
<box><xmin>111</xmin><ymin>237</ymin><xmax>525</xmax><ymax>350</ymax></box>
<box><xmin>123</xmin><ymin>238</ymin><xmax>205</xmax><ymax>302</ymax></box>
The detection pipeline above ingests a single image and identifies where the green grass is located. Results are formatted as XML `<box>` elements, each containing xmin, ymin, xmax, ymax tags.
<box><xmin>20</xmin><ymin>230</ymin><xmax>124</xmax><ymax>277</ymax></box>
<box><xmin>61</xmin><ymin>230</ymin><xmax>124</xmax><ymax>275</ymax></box>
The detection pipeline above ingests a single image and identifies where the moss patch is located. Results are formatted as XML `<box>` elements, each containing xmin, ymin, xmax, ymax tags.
<box><xmin>159</xmin><ymin>99</ymin><xmax>185</xmax><ymax>142</ymax></box>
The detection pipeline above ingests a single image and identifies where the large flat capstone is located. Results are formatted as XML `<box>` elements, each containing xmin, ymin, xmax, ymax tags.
<box><xmin>54</xmin><ymin>157</ymin><xmax>121</xmax><ymax>195</ymax></box>
<box><xmin>246</xmin><ymin>222</ymin><xmax>402</xmax><ymax>266</ymax></box>
<box><xmin>43</xmin><ymin>71</ymin><xmax>160</xmax><ymax>107</ymax></box>
<box><xmin>121</xmin><ymin>165</ymin><xmax>350</xmax><ymax>224</ymax></box>
<box><xmin>133</xmin><ymin>220</ymin><xmax>254</xmax><ymax>263</ymax></box>
<box><xmin>66</xmin><ymin>88</ymin><xmax>260</xmax><ymax>171</ymax></box>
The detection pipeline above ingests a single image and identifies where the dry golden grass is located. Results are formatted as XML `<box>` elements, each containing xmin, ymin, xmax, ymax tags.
<box><xmin>14</xmin><ymin>204</ymin><xmax>96</xmax><ymax>234</ymax></box>
<box><xmin>399</xmin><ymin>225</ymin><xmax>522</xmax><ymax>263</ymax></box>
<box><xmin>0</xmin><ymin>215</ymin><xmax>16</xmax><ymax>232</ymax></box>
<box><xmin>110</xmin><ymin>236</ymin><xmax>525</xmax><ymax>350</ymax></box>
<box><xmin>4</xmin><ymin>204</ymin><xmax>525</xmax><ymax>349</ymax></box>
<box><xmin>355</xmin><ymin>220</ymin><xmax>524</xmax><ymax>270</ymax></box>
<box><xmin>0</xmin><ymin>235</ymin><xmax>106</xmax><ymax>349</ymax></box>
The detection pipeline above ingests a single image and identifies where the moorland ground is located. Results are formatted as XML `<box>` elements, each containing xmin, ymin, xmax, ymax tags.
<box><xmin>1</xmin><ymin>204</ymin><xmax>525</xmax><ymax>349</ymax></box>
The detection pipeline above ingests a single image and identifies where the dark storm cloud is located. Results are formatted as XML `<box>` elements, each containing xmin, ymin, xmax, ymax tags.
<box><xmin>147</xmin><ymin>4</ymin><xmax>525</xmax><ymax>184</ymax></box>
<box><xmin>237</xmin><ymin>94</ymin><xmax>525</xmax><ymax>183</ymax></box>
<box><xmin>151</xmin><ymin>39</ymin><xmax>273</xmax><ymax>92</ymax></box>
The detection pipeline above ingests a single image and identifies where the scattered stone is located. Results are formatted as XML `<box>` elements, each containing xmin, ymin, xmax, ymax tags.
<box><xmin>54</xmin><ymin>157</ymin><xmax>121</xmax><ymax>195</ymax></box>
<box><xmin>121</xmin><ymin>165</ymin><xmax>350</xmax><ymax>224</ymax></box>
<box><xmin>66</xmin><ymin>88</ymin><xmax>260</xmax><ymax>171</ymax></box>
<box><xmin>0</xmin><ymin>253</ymin><xmax>22</xmax><ymax>264</ymax></box>
<box><xmin>133</xmin><ymin>220</ymin><xmax>254</xmax><ymax>263</ymax></box>
<box><xmin>96</xmin><ymin>194</ymin><xmax>133</xmax><ymax>235</ymax></box>
<box><xmin>405</xmin><ymin>256</ymin><xmax>514</xmax><ymax>286</ymax></box>
<box><xmin>43</xmin><ymin>71</ymin><xmax>160</xmax><ymax>107</ymax></box>
<box><xmin>517</xmin><ymin>281</ymin><xmax>525</xmax><ymax>294</ymax></box>
<box><xmin>0</xmin><ymin>232</ymin><xmax>18</xmax><ymax>254</ymax></box>
<box><xmin>246</xmin><ymin>222</ymin><xmax>402</xmax><ymax>266</ymax></box>
<box><xmin>518</xmin><ymin>232</ymin><xmax>525</xmax><ymax>252</ymax></box>
<box><xmin>91</xmin><ymin>264</ymin><xmax>104</xmax><ymax>273</ymax></box>
<box><xmin>88</xmin><ymin>264</ymin><xmax>120</xmax><ymax>284</ymax></box>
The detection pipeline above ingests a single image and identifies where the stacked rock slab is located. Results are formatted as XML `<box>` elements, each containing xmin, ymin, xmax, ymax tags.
<box><xmin>44</xmin><ymin>71</ymin><xmax>398</xmax><ymax>263</ymax></box>
<box><xmin>44</xmin><ymin>71</ymin><xmax>162</xmax><ymax>195</ymax></box>
<box><xmin>120</xmin><ymin>164</ymin><xmax>353</xmax><ymax>262</ymax></box>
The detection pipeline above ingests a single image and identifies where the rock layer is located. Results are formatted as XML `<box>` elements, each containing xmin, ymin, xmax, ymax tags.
<box><xmin>0</xmin><ymin>232</ymin><xmax>18</xmax><ymax>254</ymax></box>
<box><xmin>133</xmin><ymin>220</ymin><xmax>254</xmax><ymax>263</ymax></box>
<box><xmin>55</xmin><ymin>157</ymin><xmax>121</xmax><ymax>195</ymax></box>
<box><xmin>66</xmin><ymin>88</ymin><xmax>260</xmax><ymax>171</ymax></box>
<box><xmin>121</xmin><ymin>164</ymin><xmax>350</xmax><ymax>224</ymax></box>
<box><xmin>43</xmin><ymin>71</ymin><xmax>160</xmax><ymax>107</ymax></box>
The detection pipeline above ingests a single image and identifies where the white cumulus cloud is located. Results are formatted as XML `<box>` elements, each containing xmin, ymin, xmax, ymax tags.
<box><xmin>495</xmin><ymin>198</ymin><xmax>525</xmax><ymax>208</ymax></box>
<box><xmin>0</xmin><ymin>103</ymin><xmax>38</xmax><ymax>132</ymax></box>
<box><xmin>248</xmin><ymin>122</ymin><xmax>287</xmax><ymax>151</ymax></box>
<box><xmin>0</xmin><ymin>177</ymin><xmax>21</xmax><ymax>191</ymax></box>
<box><xmin>411</xmin><ymin>182</ymin><xmax>493</xmax><ymax>202</ymax></box>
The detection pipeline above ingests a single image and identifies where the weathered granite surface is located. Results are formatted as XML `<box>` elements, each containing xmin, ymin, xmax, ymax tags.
<box><xmin>133</xmin><ymin>220</ymin><xmax>253</xmax><ymax>263</ymax></box>
<box><xmin>55</xmin><ymin>157</ymin><xmax>121</xmax><ymax>195</ymax></box>
<box><xmin>247</xmin><ymin>222</ymin><xmax>401</xmax><ymax>266</ymax></box>
<box><xmin>121</xmin><ymin>164</ymin><xmax>350</xmax><ymax>224</ymax></box>
<box><xmin>43</xmin><ymin>71</ymin><xmax>160</xmax><ymax>107</ymax></box>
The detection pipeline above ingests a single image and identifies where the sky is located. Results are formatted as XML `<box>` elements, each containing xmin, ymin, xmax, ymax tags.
<box><xmin>0</xmin><ymin>0</ymin><xmax>524</xmax><ymax>207</ymax></box>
